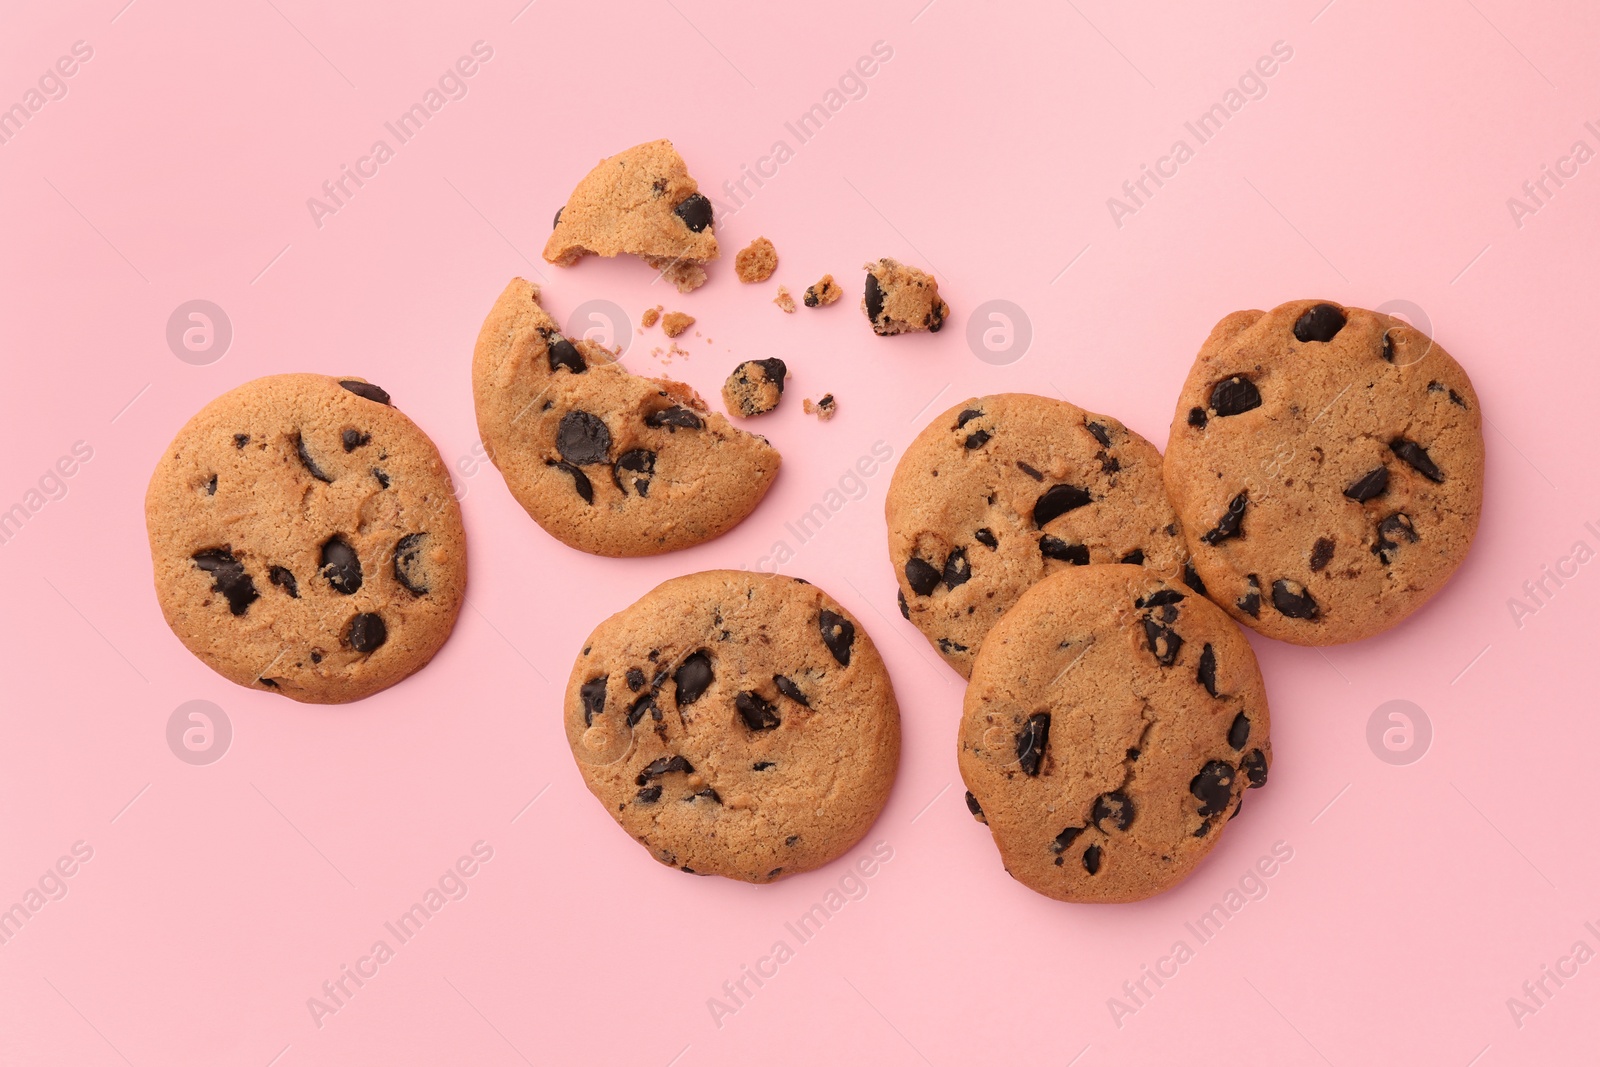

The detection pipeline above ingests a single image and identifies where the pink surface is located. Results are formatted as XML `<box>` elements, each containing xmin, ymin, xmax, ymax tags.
<box><xmin>1</xmin><ymin>0</ymin><xmax>1597</xmax><ymax>1063</ymax></box>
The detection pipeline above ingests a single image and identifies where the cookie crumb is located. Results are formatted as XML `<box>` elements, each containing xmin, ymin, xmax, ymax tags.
<box><xmin>803</xmin><ymin>394</ymin><xmax>837</xmax><ymax>421</ymax></box>
<box><xmin>723</xmin><ymin>358</ymin><xmax>788</xmax><ymax>417</ymax></box>
<box><xmin>773</xmin><ymin>286</ymin><xmax>796</xmax><ymax>314</ymax></box>
<box><xmin>735</xmin><ymin>237</ymin><xmax>778</xmax><ymax>283</ymax></box>
<box><xmin>662</xmin><ymin>311</ymin><xmax>695</xmax><ymax>338</ymax></box>
<box><xmin>862</xmin><ymin>257</ymin><xmax>949</xmax><ymax>335</ymax></box>
<box><xmin>803</xmin><ymin>275</ymin><xmax>841</xmax><ymax>307</ymax></box>
<box><xmin>641</xmin><ymin>305</ymin><xmax>662</xmax><ymax>328</ymax></box>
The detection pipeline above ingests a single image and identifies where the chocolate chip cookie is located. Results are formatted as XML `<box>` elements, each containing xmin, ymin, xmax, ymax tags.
<box><xmin>145</xmin><ymin>375</ymin><xmax>466</xmax><ymax>703</ymax></box>
<box><xmin>959</xmin><ymin>565</ymin><xmax>1271</xmax><ymax>904</ymax></box>
<box><xmin>473</xmin><ymin>279</ymin><xmax>780</xmax><ymax>557</ymax></box>
<box><xmin>543</xmin><ymin>139</ymin><xmax>719</xmax><ymax>293</ymax></box>
<box><xmin>886</xmin><ymin>394</ymin><xmax>1190</xmax><ymax>677</ymax></box>
<box><xmin>862</xmin><ymin>258</ymin><xmax>947</xmax><ymax>335</ymax></box>
<box><xmin>721</xmin><ymin>358</ymin><xmax>787</xmax><ymax>417</ymax></box>
<box><xmin>1164</xmin><ymin>300</ymin><xmax>1484</xmax><ymax>645</ymax></box>
<box><xmin>566</xmin><ymin>571</ymin><xmax>900</xmax><ymax>883</ymax></box>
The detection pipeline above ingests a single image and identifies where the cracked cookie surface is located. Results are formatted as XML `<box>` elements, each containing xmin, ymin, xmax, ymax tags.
<box><xmin>886</xmin><ymin>393</ymin><xmax>1189</xmax><ymax>677</ymax></box>
<box><xmin>566</xmin><ymin>571</ymin><xmax>900</xmax><ymax>883</ymax></box>
<box><xmin>145</xmin><ymin>374</ymin><xmax>466</xmax><ymax>703</ymax></box>
<box><xmin>472</xmin><ymin>278</ymin><xmax>780</xmax><ymax>557</ymax></box>
<box><xmin>959</xmin><ymin>565</ymin><xmax>1270</xmax><ymax>903</ymax></box>
<box><xmin>1164</xmin><ymin>300</ymin><xmax>1484</xmax><ymax>645</ymax></box>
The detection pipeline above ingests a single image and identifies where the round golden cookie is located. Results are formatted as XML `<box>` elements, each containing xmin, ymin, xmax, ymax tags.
<box><xmin>472</xmin><ymin>278</ymin><xmax>780</xmax><ymax>557</ymax></box>
<box><xmin>145</xmin><ymin>374</ymin><xmax>466</xmax><ymax>703</ymax></box>
<box><xmin>959</xmin><ymin>565</ymin><xmax>1271</xmax><ymax>904</ymax></box>
<box><xmin>886</xmin><ymin>393</ymin><xmax>1190</xmax><ymax>677</ymax></box>
<box><xmin>565</xmin><ymin>571</ymin><xmax>900</xmax><ymax>883</ymax></box>
<box><xmin>1164</xmin><ymin>300</ymin><xmax>1484</xmax><ymax>645</ymax></box>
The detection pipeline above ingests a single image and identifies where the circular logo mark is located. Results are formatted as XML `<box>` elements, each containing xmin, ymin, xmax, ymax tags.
<box><xmin>166</xmin><ymin>300</ymin><xmax>233</xmax><ymax>366</ymax></box>
<box><xmin>1366</xmin><ymin>699</ymin><xmax>1431</xmax><ymax>766</ymax></box>
<box><xmin>565</xmin><ymin>299</ymin><xmax>631</xmax><ymax>360</ymax></box>
<box><xmin>166</xmin><ymin>700</ymin><xmax>232</xmax><ymax>766</ymax></box>
<box><xmin>967</xmin><ymin>299</ymin><xmax>1032</xmax><ymax>366</ymax></box>
<box><xmin>1373</xmin><ymin>299</ymin><xmax>1433</xmax><ymax>368</ymax></box>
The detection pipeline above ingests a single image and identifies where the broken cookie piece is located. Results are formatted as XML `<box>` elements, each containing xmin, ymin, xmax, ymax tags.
<box><xmin>773</xmin><ymin>286</ymin><xmax>796</xmax><ymax>314</ymax></box>
<box><xmin>803</xmin><ymin>394</ymin><xmax>837</xmax><ymax>421</ymax></box>
<box><xmin>735</xmin><ymin>237</ymin><xmax>778</xmax><ymax>283</ymax></box>
<box><xmin>723</xmin><ymin>358</ymin><xmax>789</xmax><ymax>417</ymax></box>
<box><xmin>803</xmin><ymin>275</ymin><xmax>841</xmax><ymax>307</ymax></box>
<box><xmin>862</xmin><ymin>257</ymin><xmax>949</xmax><ymax>336</ymax></box>
<box><xmin>662</xmin><ymin>311</ymin><xmax>694</xmax><ymax>338</ymax></box>
<box><xmin>543</xmin><ymin>139</ymin><xmax>719</xmax><ymax>293</ymax></box>
<box><xmin>641</xmin><ymin>305</ymin><xmax>662</xmax><ymax>328</ymax></box>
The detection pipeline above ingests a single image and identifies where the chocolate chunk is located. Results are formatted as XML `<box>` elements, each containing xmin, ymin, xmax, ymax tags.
<box><xmin>339</xmin><ymin>380</ymin><xmax>391</xmax><ymax>405</ymax></box>
<box><xmin>1086</xmin><ymin>421</ymin><xmax>1112</xmax><ymax>447</ymax></box>
<box><xmin>1381</xmin><ymin>330</ymin><xmax>1395</xmax><ymax>362</ymax></box>
<box><xmin>774</xmin><ymin>675</ymin><xmax>809</xmax><ymax>706</ymax></box>
<box><xmin>964</xmin><ymin>429</ymin><xmax>992</xmax><ymax>450</ymax></box>
<box><xmin>1051</xmin><ymin>826</ymin><xmax>1083</xmax><ymax>853</ymax></box>
<box><xmin>1201</xmin><ymin>491</ymin><xmax>1248</xmax><ymax>545</ymax></box>
<box><xmin>674</xmin><ymin>193</ymin><xmax>713</xmax><ymax>232</ymax></box>
<box><xmin>1040</xmin><ymin>536</ymin><xmax>1089</xmax><ymax>565</ymax></box>
<box><xmin>1188</xmin><ymin>407</ymin><xmax>1208</xmax><ymax>428</ymax></box>
<box><xmin>897</xmin><ymin>589</ymin><xmax>910</xmax><ymax>619</ymax></box>
<box><xmin>320</xmin><ymin>536</ymin><xmax>362</xmax><ymax>594</ymax></box>
<box><xmin>1449</xmin><ymin>389</ymin><xmax>1467</xmax><ymax>409</ymax></box>
<box><xmin>1309</xmin><ymin>537</ymin><xmax>1335</xmax><ymax>572</ymax></box>
<box><xmin>753</xmin><ymin>762</ymin><xmax>775</xmax><ymax>771</ymax></box>
<box><xmin>557</xmin><ymin>411</ymin><xmax>611</xmax><ymax>466</ymax></box>
<box><xmin>1191</xmin><ymin>761</ymin><xmax>1236</xmax><ymax>816</ymax></box>
<box><xmin>342</xmin><ymin>429</ymin><xmax>370</xmax><ymax>452</ymax></box>
<box><xmin>626</xmin><ymin>668</ymin><xmax>646</xmax><ymax>691</ymax></box>
<box><xmin>735</xmin><ymin>691</ymin><xmax>781</xmax><ymax>731</ymax></box>
<box><xmin>943</xmin><ymin>549</ymin><xmax>971</xmax><ymax>589</ymax></box>
<box><xmin>1183</xmin><ymin>560</ymin><xmax>1208</xmax><ymax>597</ymax></box>
<box><xmin>1120</xmin><ymin>549</ymin><xmax>1145</xmax><ymax>565</ymax></box>
<box><xmin>233</xmin><ymin>434</ymin><xmax>250</xmax><ymax>448</ymax></box>
<box><xmin>956</xmin><ymin>408</ymin><xmax>984</xmax><ymax>428</ymax></box>
<box><xmin>905</xmin><ymin>557</ymin><xmax>941</xmax><ymax>596</ymax></box>
<box><xmin>1082</xmin><ymin>845</ymin><xmax>1103</xmax><ymax>875</ymax></box>
<box><xmin>295</xmin><ymin>434</ymin><xmax>332</xmax><ymax>483</ymax></box>
<box><xmin>1143</xmin><ymin>618</ymin><xmax>1184</xmax><ymax>667</ymax></box>
<box><xmin>1293</xmin><ymin>303</ymin><xmax>1346</xmax><ymax>343</ymax></box>
<box><xmin>1092</xmin><ymin>792</ymin><xmax>1135</xmax><ymax>831</ymax></box>
<box><xmin>863</xmin><ymin>272</ymin><xmax>884</xmax><ymax>322</ymax></box>
<box><xmin>1390</xmin><ymin>438</ymin><xmax>1444</xmax><ymax>482</ymax></box>
<box><xmin>974</xmin><ymin>528</ymin><xmax>998</xmax><ymax>550</ymax></box>
<box><xmin>644</xmin><ymin>405</ymin><xmax>702</xmax><ymax>431</ymax></box>
<box><xmin>818</xmin><ymin>610</ymin><xmax>855</xmax><ymax>665</ymax></box>
<box><xmin>192</xmin><ymin>548</ymin><xmax>259</xmax><ymax>616</ymax></box>
<box><xmin>1209</xmin><ymin>376</ymin><xmax>1261</xmax><ymax>417</ymax></box>
<box><xmin>1016</xmin><ymin>712</ymin><xmax>1050</xmax><ymax>776</ymax></box>
<box><xmin>626</xmin><ymin>693</ymin><xmax>658</xmax><ymax>727</ymax></box>
<box><xmin>1138</xmin><ymin>589</ymin><xmax>1185</xmax><ymax>608</ymax></box>
<box><xmin>1016</xmin><ymin>461</ymin><xmax>1044</xmax><ymax>481</ymax></box>
<box><xmin>547</xmin><ymin>334</ymin><xmax>586</xmax><ymax>374</ymax></box>
<box><xmin>393</xmin><ymin>533</ymin><xmax>430</xmax><ymax>596</ymax></box>
<box><xmin>347</xmin><ymin>612</ymin><xmax>387</xmax><ymax>653</ymax></box>
<box><xmin>1034</xmin><ymin>484</ymin><xmax>1092</xmax><ymax>527</ymax></box>
<box><xmin>1270</xmin><ymin>579</ymin><xmax>1319</xmax><ymax>619</ymax></box>
<box><xmin>1242</xmin><ymin>748</ymin><xmax>1268</xmax><ymax>788</ymax></box>
<box><xmin>612</xmin><ymin>449</ymin><xmax>656</xmax><ymax>497</ymax></box>
<box><xmin>636</xmin><ymin>755</ymin><xmax>693</xmax><ymax>785</ymax></box>
<box><xmin>938</xmin><ymin>637</ymin><xmax>968</xmax><ymax>654</ymax></box>
<box><xmin>636</xmin><ymin>784</ymin><xmax>662</xmax><ymax>803</ymax></box>
<box><xmin>1237</xmin><ymin>575</ymin><xmax>1261</xmax><ymax>617</ymax></box>
<box><xmin>1373</xmin><ymin>512</ymin><xmax>1418</xmax><ymax>563</ymax></box>
<box><xmin>965</xmin><ymin>791</ymin><xmax>985</xmax><ymax>822</ymax></box>
<box><xmin>546</xmin><ymin>460</ymin><xmax>593</xmax><ymax>503</ymax></box>
<box><xmin>690</xmin><ymin>787</ymin><xmax>722</xmax><ymax>804</ymax></box>
<box><xmin>580</xmin><ymin>676</ymin><xmax>608</xmax><ymax>725</ymax></box>
<box><xmin>1197</xmin><ymin>644</ymin><xmax>1217</xmax><ymax>696</ymax></box>
<box><xmin>674</xmin><ymin>651</ymin><xmax>713</xmax><ymax>706</ymax></box>
<box><xmin>269</xmin><ymin>566</ymin><xmax>299</xmax><ymax>598</ymax></box>
<box><xmin>553</xmin><ymin>207</ymin><xmax>563</xmax><ymax>229</ymax></box>
<box><xmin>372</xmin><ymin>468</ymin><xmax>390</xmax><ymax>489</ymax></box>
<box><xmin>1344</xmin><ymin>467</ymin><xmax>1389</xmax><ymax>502</ymax></box>
<box><xmin>1228</xmin><ymin>712</ymin><xmax>1250</xmax><ymax>751</ymax></box>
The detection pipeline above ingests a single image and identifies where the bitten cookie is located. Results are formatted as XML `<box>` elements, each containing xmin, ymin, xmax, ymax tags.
<box><xmin>543</xmin><ymin>139</ymin><xmax>719</xmax><ymax>293</ymax></box>
<box><xmin>886</xmin><ymin>394</ymin><xmax>1190</xmax><ymax>677</ymax></box>
<box><xmin>863</xmin><ymin>258</ymin><xmax>948</xmax><ymax>335</ymax></box>
<box><xmin>473</xmin><ymin>278</ymin><xmax>781</xmax><ymax>557</ymax></box>
<box><xmin>145</xmin><ymin>375</ymin><xmax>466</xmax><ymax>703</ymax></box>
<box><xmin>959</xmin><ymin>565</ymin><xmax>1271</xmax><ymax>904</ymax></box>
<box><xmin>565</xmin><ymin>571</ymin><xmax>900</xmax><ymax>883</ymax></box>
<box><xmin>1164</xmin><ymin>300</ymin><xmax>1485</xmax><ymax>645</ymax></box>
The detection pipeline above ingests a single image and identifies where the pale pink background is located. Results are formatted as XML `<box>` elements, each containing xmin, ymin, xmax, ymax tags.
<box><xmin>1</xmin><ymin>0</ymin><xmax>1596</xmax><ymax>1063</ymax></box>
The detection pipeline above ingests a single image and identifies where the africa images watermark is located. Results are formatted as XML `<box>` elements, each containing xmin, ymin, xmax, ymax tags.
<box><xmin>1505</xmin><ymin>515</ymin><xmax>1600</xmax><ymax>630</ymax></box>
<box><xmin>0</xmin><ymin>841</ymin><xmax>95</xmax><ymax>949</ymax></box>
<box><xmin>0</xmin><ymin>40</ymin><xmax>94</xmax><ymax>148</ymax></box>
<box><xmin>744</xmin><ymin>440</ymin><xmax>894</xmax><ymax>574</ymax></box>
<box><xmin>1505</xmin><ymin>919</ymin><xmax>1600</xmax><ymax>1030</ymax></box>
<box><xmin>0</xmin><ymin>440</ymin><xmax>94</xmax><ymax>549</ymax></box>
<box><xmin>1505</xmin><ymin>120</ymin><xmax>1600</xmax><ymax>230</ymax></box>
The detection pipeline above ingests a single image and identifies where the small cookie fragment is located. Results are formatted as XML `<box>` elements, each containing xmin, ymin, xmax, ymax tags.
<box><xmin>734</xmin><ymin>237</ymin><xmax>778</xmax><ymax>283</ymax></box>
<box><xmin>803</xmin><ymin>275</ymin><xmax>841</xmax><ymax>307</ymax></box>
<box><xmin>723</xmin><ymin>359</ymin><xmax>788</xmax><ymax>417</ymax></box>
<box><xmin>773</xmin><ymin>286</ymin><xmax>796</xmax><ymax>314</ymax></box>
<box><xmin>803</xmin><ymin>394</ymin><xmax>837</xmax><ymax>421</ymax></box>
<box><xmin>662</xmin><ymin>312</ymin><xmax>694</xmax><ymax>338</ymax></box>
<box><xmin>862</xmin><ymin>258</ymin><xmax>948</xmax><ymax>336</ymax></box>
<box><xmin>641</xmin><ymin>306</ymin><xmax>662</xmax><ymax>328</ymax></box>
